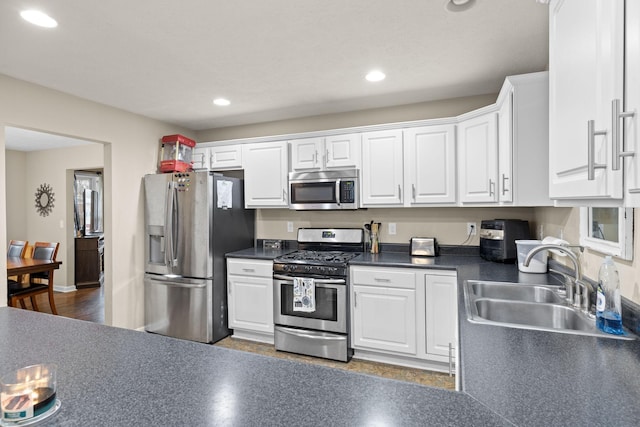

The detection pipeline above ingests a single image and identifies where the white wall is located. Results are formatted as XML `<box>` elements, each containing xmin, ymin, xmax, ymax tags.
<box><xmin>5</xmin><ymin>150</ymin><xmax>27</xmax><ymax>240</ymax></box>
<box><xmin>196</xmin><ymin>94</ymin><xmax>497</xmax><ymax>142</ymax></box>
<box><xmin>257</xmin><ymin>207</ymin><xmax>537</xmax><ymax>246</ymax></box>
<box><xmin>534</xmin><ymin>207</ymin><xmax>640</xmax><ymax>305</ymax></box>
<box><xmin>0</xmin><ymin>74</ymin><xmax>194</xmax><ymax>329</ymax></box>
<box><xmin>6</xmin><ymin>144</ymin><xmax>104</xmax><ymax>287</ymax></box>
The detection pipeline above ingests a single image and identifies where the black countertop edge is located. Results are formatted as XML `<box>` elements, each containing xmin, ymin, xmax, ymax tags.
<box><xmin>378</xmin><ymin>243</ymin><xmax>480</xmax><ymax>256</ymax></box>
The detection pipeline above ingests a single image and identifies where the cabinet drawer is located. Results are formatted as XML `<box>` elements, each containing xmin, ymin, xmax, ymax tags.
<box><xmin>351</xmin><ymin>267</ymin><xmax>415</xmax><ymax>289</ymax></box>
<box><xmin>227</xmin><ymin>258</ymin><xmax>273</xmax><ymax>277</ymax></box>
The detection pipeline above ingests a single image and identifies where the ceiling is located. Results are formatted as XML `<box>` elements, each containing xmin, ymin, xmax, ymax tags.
<box><xmin>1</xmin><ymin>0</ymin><xmax>549</xmax><ymax>144</ymax></box>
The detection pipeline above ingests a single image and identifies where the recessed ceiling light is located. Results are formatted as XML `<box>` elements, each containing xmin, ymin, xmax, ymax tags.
<box><xmin>445</xmin><ymin>0</ymin><xmax>477</xmax><ymax>12</ymax></box>
<box><xmin>213</xmin><ymin>98</ymin><xmax>231</xmax><ymax>106</ymax></box>
<box><xmin>365</xmin><ymin>70</ymin><xmax>386</xmax><ymax>82</ymax></box>
<box><xmin>20</xmin><ymin>10</ymin><xmax>58</xmax><ymax>28</ymax></box>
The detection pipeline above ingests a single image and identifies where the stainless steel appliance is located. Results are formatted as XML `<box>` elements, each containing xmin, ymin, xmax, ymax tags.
<box><xmin>410</xmin><ymin>237</ymin><xmax>439</xmax><ymax>256</ymax></box>
<box><xmin>144</xmin><ymin>171</ymin><xmax>255</xmax><ymax>343</ymax></box>
<box><xmin>479</xmin><ymin>219</ymin><xmax>530</xmax><ymax>263</ymax></box>
<box><xmin>288</xmin><ymin>169</ymin><xmax>359</xmax><ymax>210</ymax></box>
<box><xmin>273</xmin><ymin>228</ymin><xmax>364</xmax><ymax>362</ymax></box>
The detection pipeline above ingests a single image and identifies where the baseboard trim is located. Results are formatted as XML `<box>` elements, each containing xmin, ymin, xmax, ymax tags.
<box><xmin>54</xmin><ymin>284</ymin><xmax>76</xmax><ymax>293</ymax></box>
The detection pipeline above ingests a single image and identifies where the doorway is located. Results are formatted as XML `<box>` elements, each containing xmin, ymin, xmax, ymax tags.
<box><xmin>4</xmin><ymin>126</ymin><xmax>106</xmax><ymax>323</ymax></box>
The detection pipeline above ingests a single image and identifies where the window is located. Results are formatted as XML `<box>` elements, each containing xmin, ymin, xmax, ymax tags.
<box><xmin>579</xmin><ymin>207</ymin><xmax>633</xmax><ymax>260</ymax></box>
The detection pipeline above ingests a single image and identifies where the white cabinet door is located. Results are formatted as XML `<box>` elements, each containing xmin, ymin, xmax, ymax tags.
<box><xmin>227</xmin><ymin>259</ymin><xmax>274</xmax><ymax>336</ymax></box>
<box><xmin>497</xmin><ymin>92</ymin><xmax>513</xmax><ymax>203</ymax></box>
<box><xmin>192</xmin><ymin>146</ymin><xmax>210</xmax><ymax>170</ymax></box>
<box><xmin>549</xmin><ymin>0</ymin><xmax>624</xmax><ymax>200</ymax></box>
<box><xmin>361</xmin><ymin>129</ymin><xmax>404</xmax><ymax>206</ymax></box>
<box><xmin>458</xmin><ymin>112</ymin><xmax>498</xmax><ymax>203</ymax></box>
<box><xmin>404</xmin><ymin>125</ymin><xmax>456</xmax><ymax>205</ymax></box>
<box><xmin>325</xmin><ymin>134</ymin><xmax>361</xmax><ymax>169</ymax></box>
<box><xmin>352</xmin><ymin>285</ymin><xmax>416</xmax><ymax>355</ymax></box>
<box><xmin>290</xmin><ymin>137</ymin><xmax>323</xmax><ymax>171</ymax></box>
<box><xmin>227</xmin><ymin>275</ymin><xmax>274</xmax><ymax>334</ymax></box>
<box><xmin>210</xmin><ymin>145</ymin><xmax>242</xmax><ymax>170</ymax></box>
<box><xmin>424</xmin><ymin>273</ymin><xmax>457</xmax><ymax>359</ymax></box>
<box><xmin>624</xmin><ymin>0</ymin><xmax>640</xmax><ymax>206</ymax></box>
<box><xmin>242</xmin><ymin>141</ymin><xmax>288</xmax><ymax>208</ymax></box>
<box><xmin>497</xmin><ymin>72</ymin><xmax>551</xmax><ymax>206</ymax></box>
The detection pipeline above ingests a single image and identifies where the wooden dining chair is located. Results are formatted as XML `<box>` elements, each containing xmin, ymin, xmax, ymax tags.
<box><xmin>7</xmin><ymin>240</ymin><xmax>29</xmax><ymax>285</ymax></box>
<box><xmin>8</xmin><ymin>241</ymin><xmax>59</xmax><ymax>315</ymax></box>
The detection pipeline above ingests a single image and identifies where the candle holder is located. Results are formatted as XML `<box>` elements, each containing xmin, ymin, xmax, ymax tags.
<box><xmin>1</xmin><ymin>364</ymin><xmax>60</xmax><ymax>426</ymax></box>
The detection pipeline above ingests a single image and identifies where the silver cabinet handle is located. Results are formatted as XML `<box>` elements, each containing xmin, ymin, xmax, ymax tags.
<box><xmin>242</xmin><ymin>268</ymin><xmax>255</xmax><ymax>272</ymax></box>
<box><xmin>354</xmin><ymin>291</ymin><xmax>357</xmax><ymax>308</ymax></box>
<box><xmin>412</xmin><ymin>183</ymin><xmax>416</xmax><ymax>201</ymax></box>
<box><xmin>373</xmin><ymin>277</ymin><xmax>391</xmax><ymax>283</ymax></box>
<box><xmin>612</xmin><ymin>98</ymin><xmax>636</xmax><ymax>170</ymax></box>
<box><xmin>587</xmin><ymin>120</ymin><xmax>607</xmax><ymax>180</ymax></box>
<box><xmin>398</xmin><ymin>184</ymin><xmax>402</xmax><ymax>200</ymax></box>
<box><xmin>501</xmin><ymin>174</ymin><xmax>509</xmax><ymax>195</ymax></box>
<box><xmin>449</xmin><ymin>343</ymin><xmax>454</xmax><ymax>377</ymax></box>
<box><xmin>489</xmin><ymin>179</ymin><xmax>495</xmax><ymax>197</ymax></box>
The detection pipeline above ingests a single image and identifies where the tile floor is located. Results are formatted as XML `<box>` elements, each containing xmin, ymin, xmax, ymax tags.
<box><xmin>214</xmin><ymin>336</ymin><xmax>455</xmax><ymax>390</ymax></box>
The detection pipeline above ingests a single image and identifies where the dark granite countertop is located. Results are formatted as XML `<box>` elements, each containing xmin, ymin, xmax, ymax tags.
<box><xmin>201</xmin><ymin>249</ymin><xmax>640</xmax><ymax>426</ymax></box>
<box><xmin>0</xmin><ymin>308</ymin><xmax>508</xmax><ymax>427</ymax></box>
<box><xmin>225</xmin><ymin>246</ymin><xmax>295</xmax><ymax>260</ymax></box>
<box><xmin>350</xmin><ymin>249</ymin><xmax>640</xmax><ymax>426</ymax></box>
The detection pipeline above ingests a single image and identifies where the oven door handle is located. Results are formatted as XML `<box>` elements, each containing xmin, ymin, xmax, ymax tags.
<box><xmin>277</xmin><ymin>326</ymin><xmax>347</xmax><ymax>341</ymax></box>
<box><xmin>273</xmin><ymin>274</ymin><xmax>346</xmax><ymax>285</ymax></box>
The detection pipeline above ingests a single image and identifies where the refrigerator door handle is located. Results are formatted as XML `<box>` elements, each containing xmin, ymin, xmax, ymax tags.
<box><xmin>165</xmin><ymin>181</ymin><xmax>178</xmax><ymax>268</ymax></box>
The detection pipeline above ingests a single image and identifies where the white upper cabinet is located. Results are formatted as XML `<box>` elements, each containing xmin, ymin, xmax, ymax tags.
<box><xmin>497</xmin><ymin>72</ymin><xmax>552</xmax><ymax>206</ymax></box>
<box><xmin>290</xmin><ymin>134</ymin><xmax>361</xmax><ymax>172</ymax></box>
<box><xmin>191</xmin><ymin>146</ymin><xmax>209</xmax><ymax>170</ymax></box>
<box><xmin>242</xmin><ymin>141</ymin><xmax>289</xmax><ymax>208</ymax></box>
<box><xmin>325</xmin><ymin>134</ymin><xmax>361</xmax><ymax>169</ymax></box>
<box><xmin>361</xmin><ymin>129</ymin><xmax>404</xmax><ymax>206</ymax></box>
<box><xmin>623</xmin><ymin>0</ymin><xmax>640</xmax><ymax>206</ymax></box>
<box><xmin>457</xmin><ymin>111</ymin><xmax>499</xmax><ymax>203</ymax></box>
<box><xmin>192</xmin><ymin>144</ymin><xmax>242</xmax><ymax>171</ymax></box>
<box><xmin>210</xmin><ymin>144</ymin><xmax>242</xmax><ymax>170</ymax></box>
<box><xmin>290</xmin><ymin>137</ymin><xmax>323</xmax><ymax>171</ymax></box>
<box><xmin>403</xmin><ymin>125</ymin><xmax>456</xmax><ymax>205</ymax></box>
<box><xmin>549</xmin><ymin>0</ymin><xmax>625</xmax><ymax>202</ymax></box>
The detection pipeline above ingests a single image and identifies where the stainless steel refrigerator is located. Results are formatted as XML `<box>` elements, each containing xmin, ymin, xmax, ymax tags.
<box><xmin>143</xmin><ymin>171</ymin><xmax>255</xmax><ymax>343</ymax></box>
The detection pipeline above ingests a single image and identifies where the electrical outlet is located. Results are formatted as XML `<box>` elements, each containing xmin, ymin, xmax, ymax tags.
<box><xmin>388</xmin><ymin>223</ymin><xmax>397</xmax><ymax>235</ymax></box>
<box><xmin>467</xmin><ymin>222</ymin><xmax>477</xmax><ymax>236</ymax></box>
<box><xmin>287</xmin><ymin>222</ymin><xmax>294</xmax><ymax>233</ymax></box>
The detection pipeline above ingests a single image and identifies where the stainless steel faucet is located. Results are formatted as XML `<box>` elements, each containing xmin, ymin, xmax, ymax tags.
<box><xmin>523</xmin><ymin>244</ymin><xmax>593</xmax><ymax>315</ymax></box>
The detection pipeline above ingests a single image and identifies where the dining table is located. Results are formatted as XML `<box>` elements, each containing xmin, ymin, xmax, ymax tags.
<box><xmin>6</xmin><ymin>257</ymin><xmax>62</xmax><ymax>312</ymax></box>
<box><xmin>7</xmin><ymin>257</ymin><xmax>62</xmax><ymax>277</ymax></box>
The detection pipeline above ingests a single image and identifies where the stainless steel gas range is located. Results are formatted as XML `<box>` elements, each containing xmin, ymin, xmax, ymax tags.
<box><xmin>273</xmin><ymin>228</ymin><xmax>364</xmax><ymax>362</ymax></box>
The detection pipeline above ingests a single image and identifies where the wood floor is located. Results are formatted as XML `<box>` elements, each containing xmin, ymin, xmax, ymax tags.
<box><xmin>16</xmin><ymin>286</ymin><xmax>104</xmax><ymax>324</ymax></box>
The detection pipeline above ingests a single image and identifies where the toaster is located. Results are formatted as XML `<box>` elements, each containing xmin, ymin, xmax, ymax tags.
<box><xmin>410</xmin><ymin>237</ymin><xmax>439</xmax><ymax>257</ymax></box>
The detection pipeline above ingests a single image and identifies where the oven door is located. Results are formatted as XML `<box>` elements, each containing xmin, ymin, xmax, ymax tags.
<box><xmin>273</xmin><ymin>274</ymin><xmax>347</xmax><ymax>334</ymax></box>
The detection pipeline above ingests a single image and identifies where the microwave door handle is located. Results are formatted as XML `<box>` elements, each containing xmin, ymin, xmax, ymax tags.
<box><xmin>335</xmin><ymin>179</ymin><xmax>341</xmax><ymax>206</ymax></box>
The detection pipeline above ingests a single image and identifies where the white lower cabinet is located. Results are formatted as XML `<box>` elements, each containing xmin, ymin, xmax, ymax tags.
<box><xmin>350</xmin><ymin>266</ymin><xmax>457</xmax><ymax>373</ymax></box>
<box><xmin>226</xmin><ymin>258</ymin><xmax>274</xmax><ymax>342</ymax></box>
<box><xmin>352</xmin><ymin>281</ymin><xmax>417</xmax><ymax>355</ymax></box>
<box><xmin>424</xmin><ymin>272</ymin><xmax>458</xmax><ymax>361</ymax></box>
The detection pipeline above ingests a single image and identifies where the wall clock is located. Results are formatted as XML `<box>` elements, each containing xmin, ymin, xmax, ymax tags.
<box><xmin>35</xmin><ymin>183</ymin><xmax>55</xmax><ymax>217</ymax></box>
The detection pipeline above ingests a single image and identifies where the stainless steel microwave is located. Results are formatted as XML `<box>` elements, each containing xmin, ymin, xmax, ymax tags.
<box><xmin>288</xmin><ymin>169</ymin><xmax>359</xmax><ymax>210</ymax></box>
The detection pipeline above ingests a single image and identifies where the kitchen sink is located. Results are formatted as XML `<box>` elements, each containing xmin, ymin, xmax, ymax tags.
<box><xmin>468</xmin><ymin>281</ymin><xmax>565</xmax><ymax>303</ymax></box>
<box><xmin>464</xmin><ymin>280</ymin><xmax>636</xmax><ymax>340</ymax></box>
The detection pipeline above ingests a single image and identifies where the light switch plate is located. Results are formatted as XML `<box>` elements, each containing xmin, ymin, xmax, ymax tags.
<box><xmin>389</xmin><ymin>223</ymin><xmax>397</xmax><ymax>235</ymax></box>
<box><xmin>287</xmin><ymin>221</ymin><xmax>294</xmax><ymax>233</ymax></box>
